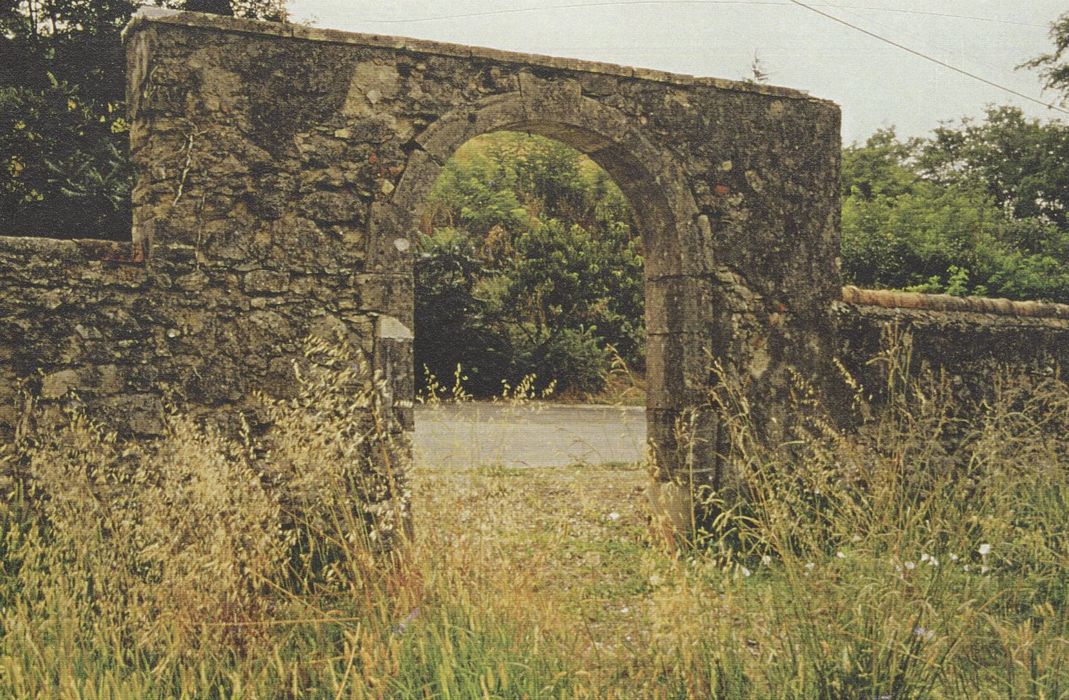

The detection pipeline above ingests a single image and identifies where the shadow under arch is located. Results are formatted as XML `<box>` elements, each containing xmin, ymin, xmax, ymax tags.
<box><xmin>372</xmin><ymin>81</ymin><xmax>715</xmax><ymax>489</ymax></box>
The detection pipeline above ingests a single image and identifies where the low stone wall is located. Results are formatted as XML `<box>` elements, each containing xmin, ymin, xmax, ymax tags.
<box><xmin>835</xmin><ymin>286</ymin><xmax>1069</xmax><ymax>409</ymax></box>
<box><xmin>0</xmin><ymin>234</ymin><xmax>385</xmax><ymax>441</ymax></box>
<box><xmin>0</xmin><ymin>237</ymin><xmax>154</xmax><ymax>437</ymax></box>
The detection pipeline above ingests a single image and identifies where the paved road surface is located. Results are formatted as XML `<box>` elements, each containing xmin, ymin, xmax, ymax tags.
<box><xmin>412</xmin><ymin>403</ymin><xmax>646</xmax><ymax>468</ymax></box>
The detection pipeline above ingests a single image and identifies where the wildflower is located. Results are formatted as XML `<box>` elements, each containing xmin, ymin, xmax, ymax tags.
<box><xmin>948</xmin><ymin>553</ymin><xmax>959</xmax><ymax>562</ymax></box>
<box><xmin>929</xmin><ymin>556</ymin><xmax>939</xmax><ymax>567</ymax></box>
<box><xmin>904</xmin><ymin>561</ymin><xmax>916</xmax><ymax>570</ymax></box>
<box><xmin>607</xmin><ymin>511</ymin><xmax>621</xmax><ymax>522</ymax></box>
<box><xmin>914</xmin><ymin>626</ymin><xmax>935</xmax><ymax>642</ymax></box>
<box><xmin>978</xmin><ymin>543</ymin><xmax>991</xmax><ymax>556</ymax></box>
<box><xmin>391</xmin><ymin>608</ymin><xmax>420</xmax><ymax>635</ymax></box>
<box><xmin>741</xmin><ymin>566</ymin><xmax>752</xmax><ymax>578</ymax></box>
<box><xmin>851</xmin><ymin>534</ymin><xmax>862</xmax><ymax>543</ymax></box>
<box><xmin>804</xmin><ymin>562</ymin><xmax>815</xmax><ymax>571</ymax></box>
<box><xmin>920</xmin><ymin>552</ymin><xmax>929</xmax><ymax>563</ymax></box>
<box><xmin>835</xmin><ymin>550</ymin><xmax>845</xmax><ymax>559</ymax></box>
<box><xmin>761</xmin><ymin>555</ymin><xmax>772</xmax><ymax>566</ymax></box>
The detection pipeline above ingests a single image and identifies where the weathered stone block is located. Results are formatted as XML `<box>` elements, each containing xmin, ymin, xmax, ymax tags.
<box><xmin>646</xmin><ymin>332</ymin><xmax>713</xmax><ymax>410</ymax></box>
<box><xmin>366</xmin><ymin>202</ymin><xmax>416</xmax><ymax>273</ymax></box>
<box><xmin>243</xmin><ymin>269</ymin><xmax>290</xmax><ymax>294</ymax></box>
<box><xmin>645</xmin><ymin>276</ymin><xmax>714</xmax><ymax>335</ymax></box>
<box><xmin>41</xmin><ymin>369</ymin><xmax>81</xmax><ymax>399</ymax></box>
<box><xmin>355</xmin><ymin>273</ymin><xmax>414</xmax><ymax>327</ymax></box>
<box><xmin>298</xmin><ymin>190</ymin><xmax>366</xmax><ymax>225</ymax></box>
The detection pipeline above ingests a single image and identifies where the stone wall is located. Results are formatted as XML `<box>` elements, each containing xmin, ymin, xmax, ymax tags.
<box><xmin>0</xmin><ymin>8</ymin><xmax>844</xmax><ymax>499</ymax></box>
<box><xmin>3</xmin><ymin>9</ymin><xmax>1067</xmax><ymax>517</ymax></box>
<box><xmin>0</xmin><ymin>238</ymin><xmax>158</xmax><ymax>436</ymax></box>
<box><xmin>836</xmin><ymin>286</ymin><xmax>1069</xmax><ymax>411</ymax></box>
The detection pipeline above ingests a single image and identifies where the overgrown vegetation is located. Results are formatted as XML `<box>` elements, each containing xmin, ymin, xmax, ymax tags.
<box><xmin>841</xmin><ymin>110</ymin><xmax>1069</xmax><ymax>302</ymax></box>
<box><xmin>1</xmin><ymin>334</ymin><xmax>1067</xmax><ymax>697</ymax></box>
<box><xmin>416</xmin><ymin>131</ymin><xmax>644</xmax><ymax>399</ymax></box>
<box><xmin>0</xmin><ymin>0</ymin><xmax>286</xmax><ymax>239</ymax></box>
<box><xmin>838</xmin><ymin>9</ymin><xmax>1069</xmax><ymax>303</ymax></box>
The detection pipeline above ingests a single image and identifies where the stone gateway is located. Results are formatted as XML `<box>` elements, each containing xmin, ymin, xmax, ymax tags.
<box><xmin>2</xmin><ymin>10</ymin><xmax>1068</xmax><ymax>517</ymax></box>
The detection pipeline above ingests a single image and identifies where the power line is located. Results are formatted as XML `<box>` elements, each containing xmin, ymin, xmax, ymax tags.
<box><xmin>785</xmin><ymin>0</ymin><xmax>1069</xmax><ymax>115</ymax></box>
<box><xmin>351</xmin><ymin>2</ymin><xmax>1047</xmax><ymax>29</ymax></box>
<box><xmin>845</xmin><ymin>7</ymin><xmax>1044</xmax><ymax>28</ymax></box>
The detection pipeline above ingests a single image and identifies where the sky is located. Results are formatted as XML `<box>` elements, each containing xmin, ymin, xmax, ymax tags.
<box><xmin>286</xmin><ymin>0</ymin><xmax>1067</xmax><ymax>144</ymax></box>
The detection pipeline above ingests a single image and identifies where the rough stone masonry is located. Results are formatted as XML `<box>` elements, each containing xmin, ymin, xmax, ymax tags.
<box><xmin>1</xmin><ymin>9</ymin><xmax>1068</xmax><ymax>510</ymax></box>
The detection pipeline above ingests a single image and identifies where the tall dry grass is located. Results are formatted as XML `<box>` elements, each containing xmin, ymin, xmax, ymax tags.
<box><xmin>642</xmin><ymin>330</ymin><xmax>1069</xmax><ymax>698</ymax></box>
<box><xmin>0</xmin><ymin>331</ymin><xmax>1065</xmax><ymax>698</ymax></box>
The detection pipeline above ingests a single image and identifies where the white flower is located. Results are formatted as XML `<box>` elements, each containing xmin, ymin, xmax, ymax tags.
<box><xmin>904</xmin><ymin>561</ymin><xmax>916</xmax><ymax>570</ymax></box>
<box><xmin>948</xmin><ymin>553</ymin><xmax>959</xmax><ymax>562</ymax></box>
<box><xmin>920</xmin><ymin>553</ymin><xmax>930</xmax><ymax>563</ymax></box>
<box><xmin>761</xmin><ymin>555</ymin><xmax>772</xmax><ymax>566</ymax></box>
<box><xmin>929</xmin><ymin>556</ymin><xmax>939</xmax><ymax>567</ymax></box>
<box><xmin>978</xmin><ymin>543</ymin><xmax>991</xmax><ymax>556</ymax></box>
<box><xmin>607</xmin><ymin>512</ymin><xmax>621</xmax><ymax>522</ymax></box>
<box><xmin>805</xmin><ymin>562</ymin><xmax>815</xmax><ymax>571</ymax></box>
<box><xmin>851</xmin><ymin>534</ymin><xmax>862</xmax><ymax>543</ymax></box>
<box><xmin>836</xmin><ymin>550</ymin><xmax>846</xmax><ymax>559</ymax></box>
<box><xmin>741</xmin><ymin>566</ymin><xmax>752</xmax><ymax>577</ymax></box>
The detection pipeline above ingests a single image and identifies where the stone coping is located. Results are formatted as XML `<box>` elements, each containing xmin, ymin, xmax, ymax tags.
<box><xmin>123</xmin><ymin>7</ymin><xmax>828</xmax><ymax>103</ymax></box>
<box><xmin>842</xmin><ymin>285</ymin><xmax>1069</xmax><ymax>320</ymax></box>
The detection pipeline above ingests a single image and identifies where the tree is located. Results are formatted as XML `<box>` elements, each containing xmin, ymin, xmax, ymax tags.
<box><xmin>0</xmin><ymin>0</ymin><xmax>286</xmax><ymax>240</ymax></box>
<box><xmin>841</xmin><ymin>126</ymin><xmax>1069</xmax><ymax>303</ymax></box>
<box><xmin>184</xmin><ymin>0</ymin><xmax>234</xmax><ymax>15</ymax></box>
<box><xmin>415</xmin><ymin>132</ymin><xmax>644</xmax><ymax>397</ymax></box>
<box><xmin>414</xmin><ymin>228</ymin><xmax>512</xmax><ymax>397</ymax></box>
<box><xmin>918</xmin><ymin>106</ymin><xmax>1069</xmax><ymax>230</ymax></box>
<box><xmin>1021</xmin><ymin>11</ymin><xmax>1069</xmax><ymax>105</ymax></box>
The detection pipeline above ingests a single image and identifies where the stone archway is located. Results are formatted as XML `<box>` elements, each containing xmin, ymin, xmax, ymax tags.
<box><xmin>372</xmin><ymin>86</ymin><xmax>713</xmax><ymax>484</ymax></box>
<box><xmin>4</xmin><ymin>9</ymin><xmax>1069</xmax><ymax>536</ymax></box>
<box><xmin>1</xmin><ymin>9</ymin><xmax>845</xmax><ymax>524</ymax></box>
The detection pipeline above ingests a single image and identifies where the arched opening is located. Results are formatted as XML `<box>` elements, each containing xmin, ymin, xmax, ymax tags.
<box><xmin>374</xmin><ymin>88</ymin><xmax>712</xmax><ymax>480</ymax></box>
<box><xmin>394</xmin><ymin>102</ymin><xmax>710</xmax><ymax>652</ymax></box>
<box><xmin>415</xmin><ymin>130</ymin><xmax>645</xmax><ymax>405</ymax></box>
<box><xmin>412</xmin><ymin>129</ymin><xmax>648</xmax><ymax>471</ymax></box>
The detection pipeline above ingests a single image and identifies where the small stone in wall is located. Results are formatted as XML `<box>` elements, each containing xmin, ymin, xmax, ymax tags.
<box><xmin>244</xmin><ymin>270</ymin><xmax>290</xmax><ymax>294</ymax></box>
<box><xmin>41</xmin><ymin>369</ymin><xmax>81</xmax><ymax>399</ymax></box>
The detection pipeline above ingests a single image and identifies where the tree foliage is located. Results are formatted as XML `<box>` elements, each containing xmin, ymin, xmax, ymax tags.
<box><xmin>842</xmin><ymin>113</ymin><xmax>1069</xmax><ymax>303</ymax></box>
<box><xmin>1021</xmin><ymin>10</ymin><xmax>1069</xmax><ymax>106</ymax></box>
<box><xmin>842</xmin><ymin>18</ymin><xmax>1069</xmax><ymax>302</ymax></box>
<box><xmin>416</xmin><ymin>132</ymin><xmax>643</xmax><ymax>397</ymax></box>
<box><xmin>0</xmin><ymin>0</ymin><xmax>286</xmax><ymax>239</ymax></box>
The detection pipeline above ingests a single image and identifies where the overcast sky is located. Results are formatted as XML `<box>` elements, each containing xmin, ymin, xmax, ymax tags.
<box><xmin>286</xmin><ymin>1</ymin><xmax>1067</xmax><ymax>144</ymax></box>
